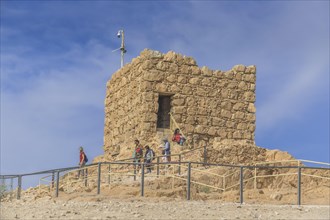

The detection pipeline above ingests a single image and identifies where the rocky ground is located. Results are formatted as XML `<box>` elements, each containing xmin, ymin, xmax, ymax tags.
<box><xmin>1</xmin><ymin>195</ymin><xmax>330</xmax><ymax>220</ymax></box>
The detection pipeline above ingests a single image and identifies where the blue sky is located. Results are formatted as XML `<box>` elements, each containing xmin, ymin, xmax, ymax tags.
<box><xmin>1</xmin><ymin>1</ymin><xmax>329</xmax><ymax>188</ymax></box>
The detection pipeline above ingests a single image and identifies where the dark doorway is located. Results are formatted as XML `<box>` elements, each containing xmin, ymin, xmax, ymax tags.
<box><xmin>157</xmin><ymin>95</ymin><xmax>171</xmax><ymax>128</ymax></box>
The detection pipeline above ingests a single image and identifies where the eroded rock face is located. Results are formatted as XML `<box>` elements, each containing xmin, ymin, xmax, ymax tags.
<box><xmin>103</xmin><ymin>49</ymin><xmax>257</xmax><ymax>160</ymax></box>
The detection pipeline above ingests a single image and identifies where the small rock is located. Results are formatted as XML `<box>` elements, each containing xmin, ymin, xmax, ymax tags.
<box><xmin>270</xmin><ymin>193</ymin><xmax>283</xmax><ymax>201</ymax></box>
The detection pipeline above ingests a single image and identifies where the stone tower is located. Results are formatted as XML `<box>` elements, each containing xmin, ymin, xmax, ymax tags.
<box><xmin>103</xmin><ymin>49</ymin><xmax>256</xmax><ymax>160</ymax></box>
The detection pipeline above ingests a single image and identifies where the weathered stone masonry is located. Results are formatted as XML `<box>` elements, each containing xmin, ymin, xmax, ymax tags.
<box><xmin>104</xmin><ymin>49</ymin><xmax>256</xmax><ymax>160</ymax></box>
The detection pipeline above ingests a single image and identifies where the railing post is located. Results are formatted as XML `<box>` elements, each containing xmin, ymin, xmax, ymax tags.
<box><xmin>223</xmin><ymin>176</ymin><xmax>226</xmax><ymax>191</ymax></box>
<box><xmin>203</xmin><ymin>146</ymin><xmax>207</xmax><ymax>165</ymax></box>
<box><xmin>10</xmin><ymin>178</ymin><xmax>14</xmax><ymax>200</ymax></box>
<box><xmin>51</xmin><ymin>171</ymin><xmax>55</xmax><ymax>188</ymax></box>
<box><xmin>133</xmin><ymin>162</ymin><xmax>137</xmax><ymax>181</ymax></box>
<box><xmin>157</xmin><ymin>157</ymin><xmax>160</xmax><ymax>178</ymax></box>
<box><xmin>84</xmin><ymin>168</ymin><xmax>88</xmax><ymax>187</ymax></box>
<box><xmin>108</xmin><ymin>164</ymin><xmax>111</xmax><ymax>184</ymax></box>
<box><xmin>187</xmin><ymin>162</ymin><xmax>191</xmax><ymax>200</ymax></box>
<box><xmin>97</xmin><ymin>163</ymin><xmax>101</xmax><ymax>194</ymax></box>
<box><xmin>55</xmin><ymin>171</ymin><xmax>60</xmax><ymax>197</ymax></box>
<box><xmin>240</xmin><ymin>166</ymin><xmax>244</xmax><ymax>204</ymax></box>
<box><xmin>141</xmin><ymin>163</ymin><xmax>145</xmax><ymax>197</ymax></box>
<box><xmin>17</xmin><ymin>175</ymin><xmax>22</xmax><ymax>200</ymax></box>
<box><xmin>178</xmin><ymin>155</ymin><xmax>181</xmax><ymax>175</ymax></box>
<box><xmin>254</xmin><ymin>167</ymin><xmax>257</xmax><ymax>189</ymax></box>
<box><xmin>298</xmin><ymin>167</ymin><xmax>301</xmax><ymax>206</ymax></box>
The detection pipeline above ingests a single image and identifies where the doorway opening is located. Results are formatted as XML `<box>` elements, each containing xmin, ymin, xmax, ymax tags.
<box><xmin>157</xmin><ymin>95</ymin><xmax>171</xmax><ymax>129</ymax></box>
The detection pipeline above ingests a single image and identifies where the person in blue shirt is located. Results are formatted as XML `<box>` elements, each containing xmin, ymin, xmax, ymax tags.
<box><xmin>159</xmin><ymin>138</ymin><xmax>171</xmax><ymax>163</ymax></box>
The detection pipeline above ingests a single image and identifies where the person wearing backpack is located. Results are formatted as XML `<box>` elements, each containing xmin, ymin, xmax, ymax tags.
<box><xmin>133</xmin><ymin>140</ymin><xmax>143</xmax><ymax>171</ymax></box>
<box><xmin>78</xmin><ymin>146</ymin><xmax>88</xmax><ymax>178</ymax></box>
<box><xmin>144</xmin><ymin>145</ymin><xmax>154</xmax><ymax>173</ymax></box>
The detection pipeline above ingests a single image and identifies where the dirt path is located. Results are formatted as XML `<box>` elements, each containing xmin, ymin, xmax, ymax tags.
<box><xmin>1</xmin><ymin>195</ymin><xmax>329</xmax><ymax>220</ymax></box>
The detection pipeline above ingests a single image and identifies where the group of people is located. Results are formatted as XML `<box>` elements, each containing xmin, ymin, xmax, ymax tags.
<box><xmin>77</xmin><ymin>128</ymin><xmax>186</xmax><ymax>176</ymax></box>
<box><xmin>132</xmin><ymin>138</ymin><xmax>171</xmax><ymax>173</ymax></box>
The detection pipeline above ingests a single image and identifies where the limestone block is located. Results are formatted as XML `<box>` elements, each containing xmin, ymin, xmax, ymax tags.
<box><xmin>243</xmin><ymin>131</ymin><xmax>253</xmax><ymax>139</ymax></box>
<box><xmin>172</xmin><ymin>98</ymin><xmax>185</xmax><ymax>106</ymax></box>
<box><xmin>201</xmin><ymin>66</ymin><xmax>213</xmax><ymax>76</ymax></box>
<box><xmin>229</xmin><ymin>90</ymin><xmax>239</xmax><ymax>100</ymax></box>
<box><xmin>208</xmin><ymin>100</ymin><xmax>218</xmax><ymax>109</ymax></box>
<box><xmin>180</xmin><ymin>65</ymin><xmax>191</xmax><ymax>74</ymax></box>
<box><xmin>184</xmin><ymin>124</ymin><xmax>195</xmax><ymax>133</ymax></box>
<box><xmin>172</xmin><ymin>114</ymin><xmax>182</xmax><ymax>123</ymax></box>
<box><xmin>187</xmin><ymin>107</ymin><xmax>197</xmax><ymax>115</ymax></box>
<box><xmin>191</xmin><ymin>66</ymin><xmax>201</xmax><ymax>75</ymax></box>
<box><xmin>221</xmin><ymin>109</ymin><xmax>232</xmax><ymax>119</ymax></box>
<box><xmin>243</xmin><ymin>74</ymin><xmax>256</xmax><ymax>83</ymax></box>
<box><xmin>233</xmin><ymin>131</ymin><xmax>242</xmax><ymax>139</ymax></box>
<box><xmin>140</xmin><ymin>60</ymin><xmax>154</xmax><ymax>70</ymax></box>
<box><xmin>227</xmin><ymin>131</ymin><xmax>233</xmax><ymax>139</ymax></box>
<box><xmin>235</xmin><ymin>73</ymin><xmax>242</xmax><ymax>81</ymax></box>
<box><xmin>173</xmin><ymin>106</ymin><xmax>186</xmax><ymax>114</ymax></box>
<box><xmin>182</xmin><ymin>85</ymin><xmax>193</xmax><ymax>95</ymax></box>
<box><xmin>208</xmin><ymin>90</ymin><xmax>220</xmax><ymax>97</ymax></box>
<box><xmin>217</xmin><ymin>129</ymin><xmax>227</xmax><ymax>138</ymax></box>
<box><xmin>220</xmin><ymin>101</ymin><xmax>232</xmax><ymax>111</ymax></box>
<box><xmin>169</xmin><ymin>84</ymin><xmax>181</xmax><ymax>93</ymax></box>
<box><xmin>166</xmin><ymin>74</ymin><xmax>177</xmax><ymax>83</ymax></box>
<box><xmin>246</xmin><ymin>113</ymin><xmax>256</xmax><ymax>122</ymax></box>
<box><xmin>245</xmin><ymin>65</ymin><xmax>256</xmax><ymax>74</ymax></box>
<box><xmin>232</xmin><ymin>64</ymin><xmax>246</xmax><ymax>72</ymax></box>
<box><xmin>212</xmin><ymin>117</ymin><xmax>225</xmax><ymax>126</ymax></box>
<box><xmin>141</xmin><ymin>122</ymin><xmax>152</xmax><ymax>130</ymax></box>
<box><xmin>185</xmin><ymin>116</ymin><xmax>195</xmax><ymax>124</ymax></box>
<box><xmin>140</xmin><ymin>49</ymin><xmax>163</xmax><ymax>59</ymax></box>
<box><xmin>196</xmin><ymin>116</ymin><xmax>208</xmax><ymax>125</ymax></box>
<box><xmin>178</xmin><ymin>76</ymin><xmax>187</xmax><ymax>84</ymax></box>
<box><xmin>199</xmin><ymin>107</ymin><xmax>209</xmax><ymax>115</ymax></box>
<box><xmin>213</xmin><ymin>70</ymin><xmax>223</xmax><ymax>78</ymax></box>
<box><xmin>183</xmin><ymin>56</ymin><xmax>197</xmax><ymax>66</ymax></box>
<box><xmin>142</xmin><ymin>92</ymin><xmax>154</xmax><ymax>102</ymax></box>
<box><xmin>143</xmin><ymin>113</ymin><xmax>157</xmax><ymax>122</ymax></box>
<box><xmin>221</xmin><ymin>89</ymin><xmax>229</xmax><ymax>99</ymax></box>
<box><xmin>250</xmin><ymin>83</ymin><xmax>256</xmax><ymax>91</ymax></box>
<box><xmin>168</xmin><ymin>63</ymin><xmax>179</xmax><ymax>73</ymax></box>
<box><xmin>207</xmin><ymin>127</ymin><xmax>217</xmax><ymax>136</ymax></box>
<box><xmin>247</xmin><ymin>103</ymin><xmax>256</xmax><ymax>113</ymax></box>
<box><xmin>156</xmin><ymin>61</ymin><xmax>169</xmax><ymax>71</ymax></box>
<box><xmin>155</xmin><ymin>83</ymin><xmax>168</xmax><ymax>93</ymax></box>
<box><xmin>238</xmin><ymin>81</ymin><xmax>248</xmax><ymax>90</ymax></box>
<box><xmin>195</xmin><ymin>87</ymin><xmax>207</xmax><ymax>96</ymax></box>
<box><xmin>186</xmin><ymin>97</ymin><xmax>197</xmax><ymax>106</ymax></box>
<box><xmin>224</xmin><ymin>70</ymin><xmax>234</xmax><ymax>79</ymax></box>
<box><xmin>189</xmin><ymin>77</ymin><xmax>201</xmax><ymax>85</ymax></box>
<box><xmin>233</xmin><ymin>111</ymin><xmax>245</xmax><ymax>119</ymax></box>
<box><xmin>227</xmin><ymin>82</ymin><xmax>238</xmax><ymax>89</ymax></box>
<box><xmin>237</xmin><ymin>123</ymin><xmax>247</xmax><ymax>130</ymax></box>
<box><xmin>201</xmin><ymin>78</ymin><xmax>212</xmax><ymax>86</ymax></box>
<box><xmin>243</xmin><ymin>91</ymin><xmax>256</xmax><ymax>102</ymax></box>
<box><xmin>143</xmin><ymin>70</ymin><xmax>165</xmax><ymax>82</ymax></box>
<box><xmin>226</xmin><ymin>121</ymin><xmax>236</xmax><ymax>128</ymax></box>
<box><xmin>164</xmin><ymin>51</ymin><xmax>178</xmax><ymax>62</ymax></box>
<box><xmin>248</xmin><ymin>124</ymin><xmax>256</xmax><ymax>132</ymax></box>
<box><xmin>233</xmin><ymin>102</ymin><xmax>245</xmax><ymax>111</ymax></box>
<box><xmin>194</xmin><ymin>125</ymin><xmax>207</xmax><ymax>134</ymax></box>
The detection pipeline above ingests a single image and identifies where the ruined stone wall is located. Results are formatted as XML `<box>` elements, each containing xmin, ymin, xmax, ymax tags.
<box><xmin>104</xmin><ymin>49</ymin><xmax>256</xmax><ymax>160</ymax></box>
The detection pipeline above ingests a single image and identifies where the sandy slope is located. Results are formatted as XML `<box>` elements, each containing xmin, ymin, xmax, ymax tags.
<box><xmin>1</xmin><ymin>195</ymin><xmax>329</xmax><ymax>220</ymax></box>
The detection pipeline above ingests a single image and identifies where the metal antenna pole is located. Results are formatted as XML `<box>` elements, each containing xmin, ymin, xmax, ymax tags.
<box><xmin>120</xmin><ymin>30</ymin><xmax>125</xmax><ymax>68</ymax></box>
<box><xmin>115</xmin><ymin>29</ymin><xmax>126</xmax><ymax>68</ymax></box>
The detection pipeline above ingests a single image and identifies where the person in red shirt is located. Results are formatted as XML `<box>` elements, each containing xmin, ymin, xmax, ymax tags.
<box><xmin>172</xmin><ymin>129</ymin><xmax>185</xmax><ymax>146</ymax></box>
<box><xmin>78</xmin><ymin>146</ymin><xmax>87</xmax><ymax>178</ymax></box>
